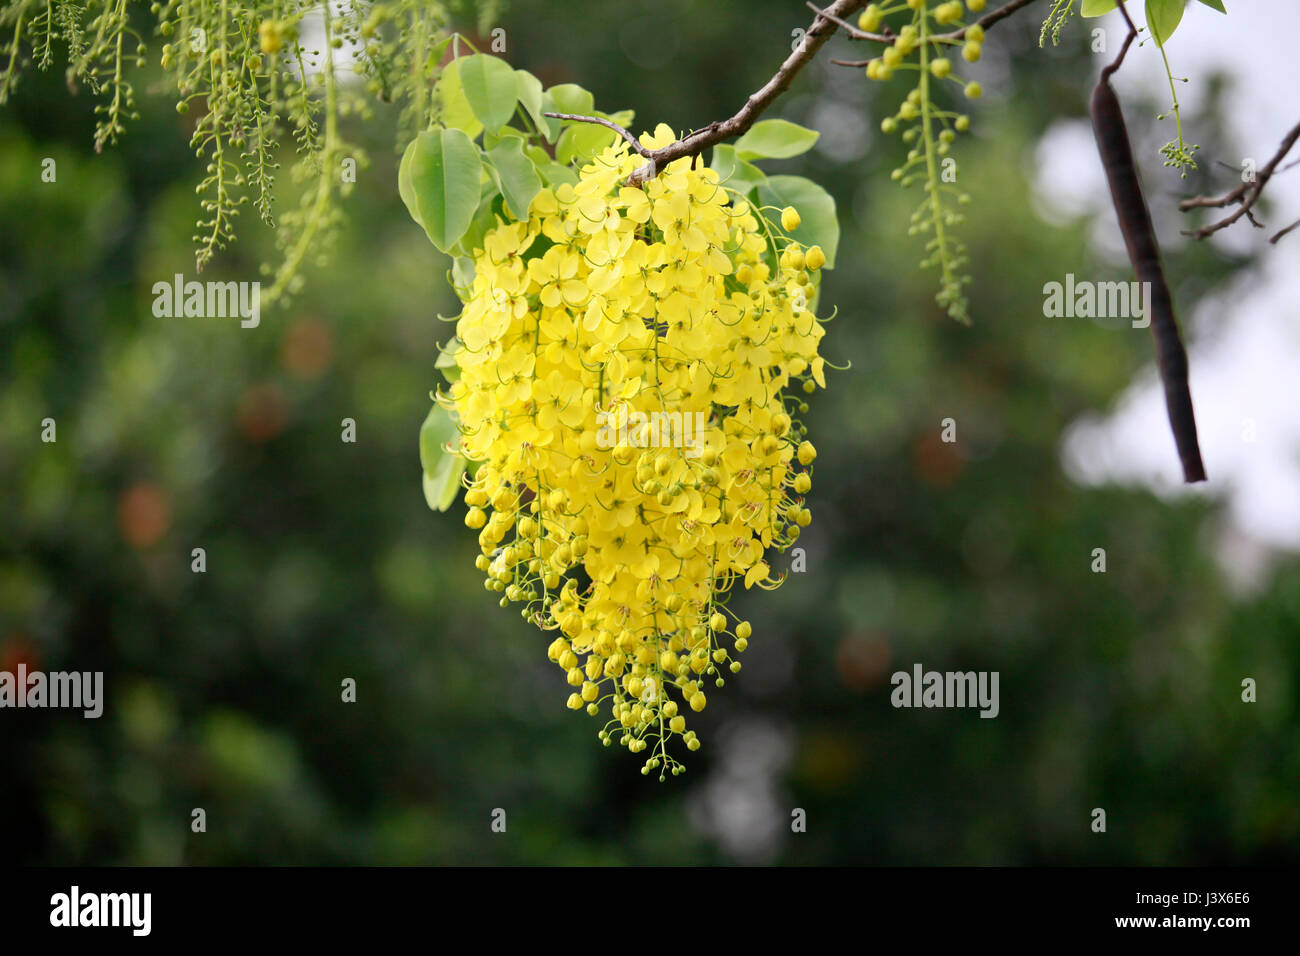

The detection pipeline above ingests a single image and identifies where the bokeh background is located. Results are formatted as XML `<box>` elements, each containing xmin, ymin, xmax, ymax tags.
<box><xmin>2</xmin><ymin>0</ymin><xmax>1297</xmax><ymax>865</ymax></box>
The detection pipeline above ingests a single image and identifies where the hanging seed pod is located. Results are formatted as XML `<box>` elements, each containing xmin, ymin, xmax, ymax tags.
<box><xmin>1091</xmin><ymin>70</ymin><xmax>1206</xmax><ymax>483</ymax></box>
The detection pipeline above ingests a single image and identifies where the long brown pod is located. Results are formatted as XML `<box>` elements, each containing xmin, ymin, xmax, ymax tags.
<box><xmin>1089</xmin><ymin>56</ymin><xmax>1206</xmax><ymax>483</ymax></box>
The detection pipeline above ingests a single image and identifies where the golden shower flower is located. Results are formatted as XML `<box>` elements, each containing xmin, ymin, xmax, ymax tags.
<box><xmin>438</xmin><ymin>125</ymin><xmax>831</xmax><ymax>779</ymax></box>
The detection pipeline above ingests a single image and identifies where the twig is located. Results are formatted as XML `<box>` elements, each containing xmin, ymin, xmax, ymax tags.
<box><xmin>805</xmin><ymin>1</ymin><xmax>892</xmax><ymax>43</ymax></box>
<box><xmin>1100</xmin><ymin>0</ymin><xmax>1139</xmax><ymax>82</ymax></box>
<box><xmin>1269</xmin><ymin>216</ymin><xmax>1300</xmax><ymax>244</ymax></box>
<box><xmin>551</xmin><ymin>0</ymin><xmax>867</xmax><ymax>185</ymax></box>
<box><xmin>543</xmin><ymin>111</ymin><xmax>652</xmax><ymax>157</ymax></box>
<box><xmin>938</xmin><ymin>0</ymin><xmax>1042</xmax><ymax>41</ymax></box>
<box><xmin>1178</xmin><ymin>120</ymin><xmax>1300</xmax><ymax>240</ymax></box>
<box><xmin>818</xmin><ymin>0</ymin><xmax>1040</xmax><ymax>50</ymax></box>
<box><xmin>556</xmin><ymin>0</ymin><xmax>1046</xmax><ymax>177</ymax></box>
<box><xmin>828</xmin><ymin>0</ymin><xmax>1042</xmax><ymax>68</ymax></box>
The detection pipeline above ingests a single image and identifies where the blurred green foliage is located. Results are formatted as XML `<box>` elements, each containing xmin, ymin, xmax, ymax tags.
<box><xmin>1</xmin><ymin>0</ymin><xmax>1296</xmax><ymax>865</ymax></box>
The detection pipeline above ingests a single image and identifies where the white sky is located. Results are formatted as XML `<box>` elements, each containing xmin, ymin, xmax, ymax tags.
<box><xmin>1034</xmin><ymin>1</ymin><xmax>1300</xmax><ymax>552</ymax></box>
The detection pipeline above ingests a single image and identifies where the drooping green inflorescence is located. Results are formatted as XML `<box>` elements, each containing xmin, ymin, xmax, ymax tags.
<box><xmin>860</xmin><ymin>0</ymin><xmax>985</xmax><ymax>323</ymax></box>
<box><xmin>0</xmin><ymin>0</ymin><xmax>499</xmax><ymax>300</ymax></box>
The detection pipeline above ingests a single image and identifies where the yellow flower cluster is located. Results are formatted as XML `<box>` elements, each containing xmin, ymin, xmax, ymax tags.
<box><xmin>443</xmin><ymin>125</ymin><xmax>829</xmax><ymax>778</ymax></box>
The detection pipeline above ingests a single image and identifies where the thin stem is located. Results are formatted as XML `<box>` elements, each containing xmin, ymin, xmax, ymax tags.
<box><xmin>1158</xmin><ymin>42</ymin><xmax>1184</xmax><ymax>149</ymax></box>
<box><xmin>266</xmin><ymin>1</ymin><xmax>338</xmax><ymax>303</ymax></box>
<box><xmin>544</xmin><ymin>111</ymin><xmax>651</xmax><ymax>156</ymax></box>
<box><xmin>1179</xmin><ymin>120</ymin><xmax>1300</xmax><ymax>239</ymax></box>
<box><xmin>919</xmin><ymin>9</ymin><xmax>948</xmax><ymax>292</ymax></box>
<box><xmin>612</xmin><ymin>0</ymin><xmax>869</xmax><ymax>185</ymax></box>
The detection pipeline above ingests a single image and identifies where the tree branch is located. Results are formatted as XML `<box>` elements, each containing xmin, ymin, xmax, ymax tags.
<box><xmin>1269</xmin><ymin>216</ymin><xmax>1300</xmax><ymax>244</ymax></box>
<box><xmin>1100</xmin><ymin>0</ymin><xmax>1139</xmax><ymax>83</ymax></box>
<box><xmin>805</xmin><ymin>1</ymin><xmax>892</xmax><ymax>43</ymax></box>
<box><xmin>549</xmin><ymin>0</ymin><xmax>868</xmax><ymax>186</ymax></box>
<box><xmin>948</xmin><ymin>0</ymin><xmax>1042</xmax><ymax>41</ymax></box>
<box><xmin>542</xmin><ymin>112</ymin><xmax>652</xmax><ymax>157</ymax></box>
<box><xmin>1178</xmin><ymin>119</ymin><xmax>1300</xmax><ymax>241</ymax></box>
<box><xmin>827</xmin><ymin>0</ymin><xmax>1043</xmax><ymax>68</ymax></box>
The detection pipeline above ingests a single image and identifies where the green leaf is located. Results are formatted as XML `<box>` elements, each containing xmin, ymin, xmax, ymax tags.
<box><xmin>547</xmin><ymin>86</ymin><xmax>624</xmax><ymax>164</ymax></box>
<box><xmin>516</xmin><ymin>70</ymin><xmax>558</xmax><ymax>142</ymax></box>
<box><xmin>554</xmin><ymin>110</ymin><xmax>634</xmax><ymax>167</ymax></box>
<box><xmin>454</xmin><ymin>183</ymin><xmax>505</xmax><ymax>256</ymax></box>
<box><xmin>426</xmin><ymin>34</ymin><xmax>454</xmax><ymax>72</ymax></box>
<box><xmin>523</xmin><ymin>144</ymin><xmax>578</xmax><ymax>187</ymax></box>
<box><xmin>556</xmin><ymin>121</ymin><xmax>617</xmax><ymax>167</ymax></box>
<box><xmin>757</xmin><ymin>175</ymin><xmax>840</xmax><ymax>269</ymax></box>
<box><xmin>711</xmin><ymin>144</ymin><xmax>768</xmax><ymax>193</ymax></box>
<box><xmin>457</xmin><ymin>54</ymin><xmax>518</xmax><ymax>134</ymax></box>
<box><xmin>1080</xmin><ymin>0</ymin><xmax>1118</xmax><ymax>16</ymax></box>
<box><xmin>398</xmin><ymin>140</ymin><xmax>423</xmax><ymax>228</ymax></box>
<box><xmin>485</xmin><ymin>137</ymin><xmax>543</xmax><ymax>220</ymax></box>
<box><xmin>435</xmin><ymin>336</ymin><xmax>462</xmax><ymax>383</ymax></box>
<box><xmin>436</xmin><ymin>337</ymin><xmax>461</xmax><ymax>369</ymax></box>
<box><xmin>535</xmin><ymin>90</ymin><xmax>564</xmax><ymax>142</ymax></box>
<box><xmin>1146</xmin><ymin>0</ymin><xmax>1185</xmax><ymax>44</ymax></box>
<box><xmin>481</xmin><ymin>127</ymin><xmax>528</xmax><ymax>155</ymax></box>
<box><xmin>419</xmin><ymin>404</ymin><xmax>466</xmax><ymax>512</ymax></box>
<box><xmin>545</xmin><ymin>83</ymin><xmax>594</xmax><ymax>117</ymax></box>
<box><xmin>1194</xmin><ymin>0</ymin><xmax>1225</xmax><ymax>11</ymax></box>
<box><xmin>605</xmin><ymin>108</ymin><xmax>636</xmax><ymax>130</ymax></box>
<box><xmin>733</xmin><ymin>119</ymin><xmax>820</xmax><ymax>161</ymax></box>
<box><xmin>432</xmin><ymin>60</ymin><xmax>482</xmax><ymax>139</ymax></box>
<box><xmin>538</xmin><ymin>162</ymin><xmax>579</xmax><ymax>188</ymax></box>
<box><xmin>449</xmin><ymin>258</ymin><xmax>475</xmax><ymax>301</ymax></box>
<box><xmin>400</xmin><ymin>128</ymin><xmax>484</xmax><ymax>252</ymax></box>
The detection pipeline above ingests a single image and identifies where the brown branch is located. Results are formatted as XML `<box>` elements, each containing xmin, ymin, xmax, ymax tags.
<box><xmin>544</xmin><ymin>0</ymin><xmax>868</xmax><ymax>186</ymax></box>
<box><xmin>554</xmin><ymin>0</ymin><xmax>1046</xmax><ymax>179</ymax></box>
<box><xmin>946</xmin><ymin>0</ymin><xmax>1042</xmax><ymax>41</ymax></box>
<box><xmin>805</xmin><ymin>1</ymin><xmax>892</xmax><ymax>43</ymax></box>
<box><xmin>1269</xmin><ymin>216</ymin><xmax>1300</xmax><ymax>244</ymax></box>
<box><xmin>1100</xmin><ymin>0</ymin><xmax>1139</xmax><ymax>83</ymax></box>
<box><xmin>542</xmin><ymin>112</ymin><xmax>652</xmax><ymax>157</ymax></box>
<box><xmin>1178</xmin><ymin>120</ymin><xmax>1300</xmax><ymax>240</ymax></box>
<box><xmin>818</xmin><ymin>0</ymin><xmax>1041</xmax><ymax>58</ymax></box>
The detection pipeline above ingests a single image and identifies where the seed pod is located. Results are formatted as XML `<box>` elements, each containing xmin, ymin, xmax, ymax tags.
<box><xmin>1090</xmin><ymin>76</ymin><xmax>1206</xmax><ymax>483</ymax></box>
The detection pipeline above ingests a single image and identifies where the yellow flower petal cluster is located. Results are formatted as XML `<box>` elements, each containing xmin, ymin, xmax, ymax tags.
<box><xmin>444</xmin><ymin>125</ymin><xmax>830</xmax><ymax>778</ymax></box>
